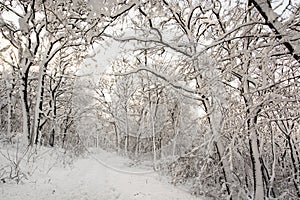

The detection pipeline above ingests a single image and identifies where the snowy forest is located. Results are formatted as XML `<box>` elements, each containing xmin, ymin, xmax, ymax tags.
<box><xmin>0</xmin><ymin>0</ymin><xmax>300</xmax><ymax>199</ymax></box>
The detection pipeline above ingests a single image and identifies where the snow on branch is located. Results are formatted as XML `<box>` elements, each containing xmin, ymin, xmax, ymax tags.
<box><xmin>113</xmin><ymin>66</ymin><xmax>206</xmax><ymax>101</ymax></box>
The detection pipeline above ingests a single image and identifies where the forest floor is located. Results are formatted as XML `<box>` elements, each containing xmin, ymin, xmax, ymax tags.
<box><xmin>0</xmin><ymin>146</ymin><xmax>201</xmax><ymax>200</ymax></box>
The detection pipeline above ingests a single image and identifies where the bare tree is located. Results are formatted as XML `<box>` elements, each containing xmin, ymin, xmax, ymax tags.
<box><xmin>0</xmin><ymin>0</ymin><xmax>135</xmax><ymax>145</ymax></box>
<box><xmin>100</xmin><ymin>0</ymin><xmax>300</xmax><ymax>198</ymax></box>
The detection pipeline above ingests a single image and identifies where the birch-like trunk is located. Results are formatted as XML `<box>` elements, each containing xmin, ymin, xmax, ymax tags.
<box><xmin>20</xmin><ymin>69</ymin><xmax>31</xmax><ymax>144</ymax></box>
<box><xmin>31</xmin><ymin>65</ymin><xmax>46</xmax><ymax>145</ymax></box>
<box><xmin>249</xmin><ymin>127</ymin><xmax>264</xmax><ymax>199</ymax></box>
<box><xmin>242</xmin><ymin>79</ymin><xmax>265</xmax><ymax>199</ymax></box>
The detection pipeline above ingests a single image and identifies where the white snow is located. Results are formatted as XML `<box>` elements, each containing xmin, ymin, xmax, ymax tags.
<box><xmin>0</xmin><ymin>147</ymin><xmax>201</xmax><ymax>200</ymax></box>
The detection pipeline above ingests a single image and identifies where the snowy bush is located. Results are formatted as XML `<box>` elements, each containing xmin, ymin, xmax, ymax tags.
<box><xmin>0</xmin><ymin>143</ymin><xmax>30</xmax><ymax>184</ymax></box>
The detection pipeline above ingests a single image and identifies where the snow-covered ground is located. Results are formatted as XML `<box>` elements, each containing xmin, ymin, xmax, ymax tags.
<box><xmin>0</xmin><ymin>147</ymin><xmax>201</xmax><ymax>200</ymax></box>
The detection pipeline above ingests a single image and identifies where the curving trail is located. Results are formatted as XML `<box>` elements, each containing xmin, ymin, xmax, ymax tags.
<box><xmin>1</xmin><ymin>149</ymin><xmax>201</xmax><ymax>200</ymax></box>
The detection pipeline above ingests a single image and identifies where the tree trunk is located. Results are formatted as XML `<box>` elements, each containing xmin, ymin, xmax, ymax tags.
<box><xmin>242</xmin><ymin>77</ymin><xmax>265</xmax><ymax>199</ymax></box>
<box><xmin>249</xmin><ymin>128</ymin><xmax>265</xmax><ymax>199</ymax></box>
<box><xmin>20</xmin><ymin>73</ymin><xmax>31</xmax><ymax>144</ymax></box>
<box><xmin>150</xmin><ymin>102</ymin><xmax>157</xmax><ymax>170</ymax></box>
<box><xmin>32</xmin><ymin>65</ymin><xmax>46</xmax><ymax>145</ymax></box>
<box><xmin>62</xmin><ymin>128</ymin><xmax>67</xmax><ymax>149</ymax></box>
<box><xmin>49</xmin><ymin>129</ymin><xmax>55</xmax><ymax>147</ymax></box>
<box><xmin>205</xmin><ymin>97</ymin><xmax>235</xmax><ymax>198</ymax></box>
<box><xmin>112</xmin><ymin>121</ymin><xmax>120</xmax><ymax>152</ymax></box>
<box><xmin>6</xmin><ymin>79</ymin><xmax>13</xmax><ymax>138</ymax></box>
<box><xmin>0</xmin><ymin>103</ymin><xmax>2</xmax><ymax>133</ymax></box>
<box><xmin>124</xmin><ymin>105</ymin><xmax>129</xmax><ymax>155</ymax></box>
<box><xmin>49</xmin><ymin>92</ymin><xmax>57</xmax><ymax>147</ymax></box>
<box><xmin>287</xmin><ymin>135</ymin><xmax>300</xmax><ymax>197</ymax></box>
<box><xmin>197</xmin><ymin>59</ymin><xmax>236</xmax><ymax>198</ymax></box>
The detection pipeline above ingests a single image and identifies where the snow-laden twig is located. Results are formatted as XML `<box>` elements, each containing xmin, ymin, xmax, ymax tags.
<box><xmin>112</xmin><ymin>66</ymin><xmax>206</xmax><ymax>101</ymax></box>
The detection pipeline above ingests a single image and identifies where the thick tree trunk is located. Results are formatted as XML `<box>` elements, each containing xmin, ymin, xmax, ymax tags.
<box><xmin>242</xmin><ymin>78</ymin><xmax>265</xmax><ymax>199</ymax></box>
<box><xmin>20</xmin><ymin>74</ymin><xmax>31</xmax><ymax>144</ymax></box>
<box><xmin>32</xmin><ymin>65</ymin><xmax>46</xmax><ymax>145</ymax></box>
<box><xmin>249</xmin><ymin>128</ymin><xmax>265</xmax><ymax>199</ymax></box>
<box><xmin>112</xmin><ymin>122</ymin><xmax>119</xmax><ymax>151</ymax></box>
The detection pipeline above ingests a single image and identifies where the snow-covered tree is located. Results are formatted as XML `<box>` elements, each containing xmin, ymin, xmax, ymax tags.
<box><xmin>98</xmin><ymin>0</ymin><xmax>300</xmax><ymax>198</ymax></box>
<box><xmin>0</xmin><ymin>0</ymin><xmax>135</xmax><ymax>145</ymax></box>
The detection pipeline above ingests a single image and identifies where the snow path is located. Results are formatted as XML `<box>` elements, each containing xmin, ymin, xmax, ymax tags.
<box><xmin>1</xmin><ymin>149</ymin><xmax>201</xmax><ymax>200</ymax></box>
